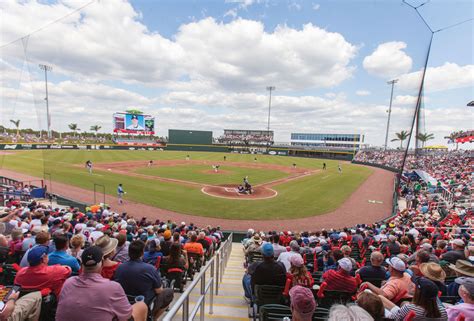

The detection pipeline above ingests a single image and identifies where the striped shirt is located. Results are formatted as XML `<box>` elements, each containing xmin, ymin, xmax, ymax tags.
<box><xmin>322</xmin><ymin>269</ymin><xmax>357</xmax><ymax>293</ymax></box>
<box><xmin>388</xmin><ymin>302</ymin><xmax>448</xmax><ymax>321</ymax></box>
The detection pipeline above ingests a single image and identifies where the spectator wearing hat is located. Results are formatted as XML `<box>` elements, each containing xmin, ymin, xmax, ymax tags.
<box><xmin>19</xmin><ymin>231</ymin><xmax>51</xmax><ymax>267</ymax></box>
<box><xmin>361</xmin><ymin>257</ymin><xmax>414</xmax><ymax>302</ymax></box>
<box><xmin>48</xmin><ymin>233</ymin><xmax>80</xmax><ymax>273</ymax></box>
<box><xmin>56</xmin><ymin>246</ymin><xmax>148</xmax><ymax>321</ymax></box>
<box><xmin>322</xmin><ymin>257</ymin><xmax>358</xmax><ymax>293</ymax></box>
<box><xmin>8</xmin><ymin>229</ymin><xmax>23</xmax><ymax>256</ymax></box>
<box><xmin>418</xmin><ymin>262</ymin><xmax>447</xmax><ymax>295</ymax></box>
<box><xmin>244</xmin><ymin>234</ymin><xmax>263</xmax><ymax>255</ymax></box>
<box><xmin>95</xmin><ymin>235</ymin><xmax>120</xmax><ymax>279</ymax></box>
<box><xmin>243</xmin><ymin>243</ymin><xmax>286</xmax><ymax>300</ymax></box>
<box><xmin>143</xmin><ymin>239</ymin><xmax>163</xmax><ymax>265</ymax></box>
<box><xmin>446</xmin><ymin>277</ymin><xmax>474</xmax><ymax>320</ymax></box>
<box><xmin>114</xmin><ymin>240</ymin><xmax>174</xmax><ymax>319</ymax></box>
<box><xmin>15</xmin><ymin>245</ymin><xmax>71</xmax><ymax>297</ymax></box>
<box><xmin>285</xmin><ymin>255</ymin><xmax>314</xmax><ymax>293</ymax></box>
<box><xmin>289</xmin><ymin>286</ymin><xmax>316</xmax><ymax>321</ymax></box>
<box><xmin>441</xmin><ymin>239</ymin><xmax>466</xmax><ymax>264</ymax></box>
<box><xmin>183</xmin><ymin>232</ymin><xmax>204</xmax><ymax>263</ymax></box>
<box><xmin>160</xmin><ymin>230</ymin><xmax>173</xmax><ymax>256</ymax></box>
<box><xmin>447</xmin><ymin>260</ymin><xmax>474</xmax><ymax>297</ymax></box>
<box><xmin>278</xmin><ymin>240</ymin><xmax>302</xmax><ymax>272</ymax></box>
<box><xmin>112</xmin><ymin>233</ymin><xmax>130</xmax><ymax>263</ymax></box>
<box><xmin>379</xmin><ymin>276</ymin><xmax>447</xmax><ymax>320</ymax></box>
<box><xmin>407</xmin><ymin>243</ymin><xmax>439</xmax><ymax>265</ymax></box>
<box><xmin>357</xmin><ymin>251</ymin><xmax>387</xmax><ymax>282</ymax></box>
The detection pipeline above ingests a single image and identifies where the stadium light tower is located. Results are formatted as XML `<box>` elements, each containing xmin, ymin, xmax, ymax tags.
<box><xmin>39</xmin><ymin>64</ymin><xmax>52</xmax><ymax>139</ymax></box>
<box><xmin>266</xmin><ymin>86</ymin><xmax>276</xmax><ymax>133</ymax></box>
<box><xmin>384</xmin><ymin>79</ymin><xmax>398</xmax><ymax>150</ymax></box>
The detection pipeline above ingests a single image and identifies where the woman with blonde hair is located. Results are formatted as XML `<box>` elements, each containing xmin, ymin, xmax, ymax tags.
<box><xmin>68</xmin><ymin>234</ymin><xmax>84</xmax><ymax>262</ymax></box>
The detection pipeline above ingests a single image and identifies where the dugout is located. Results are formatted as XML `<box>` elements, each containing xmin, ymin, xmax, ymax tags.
<box><xmin>168</xmin><ymin>129</ymin><xmax>213</xmax><ymax>145</ymax></box>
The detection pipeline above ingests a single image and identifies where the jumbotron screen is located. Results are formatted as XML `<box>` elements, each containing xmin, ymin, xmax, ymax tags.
<box><xmin>113</xmin><ymin>112</ymin><xmax>155</xmax><ymax>135</ymax></box>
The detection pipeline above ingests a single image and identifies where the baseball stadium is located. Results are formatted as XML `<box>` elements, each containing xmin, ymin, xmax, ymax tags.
<box><xmin>0</xmin><ymin>1</ymin><xmax>472</xmax><ymax>321</ymax></box>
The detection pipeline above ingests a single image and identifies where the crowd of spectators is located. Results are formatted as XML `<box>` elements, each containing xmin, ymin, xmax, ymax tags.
<box><xmin>242</xmin><ymin>149</ymin><xmax>473</xmax><ymax>321</ymax></box>
<box><xmin>217</xmin><ymin>133</ymin><xmax>274</xmax><ymax>146</ymax></box>
<box><xmin>0</xmin><ymin>200</ymin><xmax>224</xmax><ymax>321</ymax></box>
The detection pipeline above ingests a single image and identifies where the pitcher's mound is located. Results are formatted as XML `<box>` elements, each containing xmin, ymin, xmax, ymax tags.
<box><xmin>201</xmin><ymin>184</ymin><xmax>277</xmax><ymax>200</ymax></box>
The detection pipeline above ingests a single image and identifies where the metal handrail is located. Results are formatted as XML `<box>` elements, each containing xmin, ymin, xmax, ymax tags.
<box><xmin>163</xmin><ymin>233</ymin><xmax>233</xmax><ymax>321</ymax></box>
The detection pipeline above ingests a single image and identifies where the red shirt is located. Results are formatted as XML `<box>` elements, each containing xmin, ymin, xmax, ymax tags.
<box><xmin>15</xmin><ymin>264</ymin><xmax>71</xmax><ymax>297</ymax></box>
<box><xmin>322</xmin><ymin>269</ymin><xmax>357</xmax><ymax>293</ymax></box>
<box><xmin>101</xmin><ymin>262</ymin><xmax>120</xmax><ymax>280</ymax></box>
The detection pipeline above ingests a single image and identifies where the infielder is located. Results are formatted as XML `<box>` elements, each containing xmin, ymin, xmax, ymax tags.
<box><xmin>117</xmin><ymin>183</ymin><xmax>126</xmax><ymax>204</ymax></box>
<box><xmin>85</xmin><ymin>160</ymin><xmax>93</xmax><ymax>174</ymax></box>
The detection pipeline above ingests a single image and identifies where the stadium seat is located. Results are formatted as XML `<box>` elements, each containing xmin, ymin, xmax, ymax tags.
<box><xmin>259</xmin><ymin>304</ymin><xmax>292</xmax><ymax>321</ymax></box>
<box><xmin>251</xmin><ymin>285</ymin><xmax>285</xmax><ymax>321</ymax></box>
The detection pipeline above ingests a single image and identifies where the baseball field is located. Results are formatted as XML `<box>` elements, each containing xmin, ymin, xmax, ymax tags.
<box><xmin>0</xmin><ymin>150</ymin><xmax>375</xmax><ymax>220</ymax></box>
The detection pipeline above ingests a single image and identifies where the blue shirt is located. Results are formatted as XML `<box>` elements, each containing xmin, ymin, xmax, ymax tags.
<box><xmin>48</xmin><ymin>250</ymin><xmax>80</xmax><ymax>273</ymax></box>
<box><xmin>114</xmin><ymin>259</ymin><xmax>162</xmax><ymax>305</ymax></box>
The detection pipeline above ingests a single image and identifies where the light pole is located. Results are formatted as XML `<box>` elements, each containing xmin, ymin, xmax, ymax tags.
<box><xmin>39</xmin><ymin>64</ymin><xmax>52</xmax><ymax>139</ymax></box>
<box><xmin>266</xmin><ymin>86</ymin><xmax>275</xmax><ymax>150</ymax></box>
<box><xmin>384</xmin><ymin>79</ymin><xmax>398</xmax><ymax>150</ymax></box>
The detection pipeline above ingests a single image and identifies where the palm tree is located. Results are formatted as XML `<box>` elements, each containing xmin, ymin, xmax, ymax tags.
<box><xmin>68</xmin><ymin>123</ymin><xmax>80</xmax><ymax>138</ymax></box>
<box><xmin>10</xmin><ymin>119</ymin><xmax>20</xmax><ymax>137</ymax></box>
<box><xmin>444</xmin><ymin>132</ymin><xmax>458</xmax><ymax>150</ymax></box>
<box><xmin>90</xmin><ymin>125</ymin><xmax>102</xmax><ymax>136</ymax></box>
<box><xmin>416</xmin><ymin>133</ymin><xmax>434</xmax><ymax>148</ymax></box>
<box><xmin>391</xmin><ymin>130</ymin><xmax>410</xmax><ymax>149</ymax></box>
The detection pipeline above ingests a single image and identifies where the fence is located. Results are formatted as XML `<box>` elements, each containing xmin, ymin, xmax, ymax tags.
<box><xmin>163</xmin><ymin>233</ymin><xmax>233</xmax><ymax>321</ymax></box>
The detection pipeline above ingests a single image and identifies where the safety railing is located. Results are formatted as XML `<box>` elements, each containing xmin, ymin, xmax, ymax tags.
<box><xmin>163</xmin><ymin>232</ymin><xmax>233</xmax><ymax>321</ymax></box>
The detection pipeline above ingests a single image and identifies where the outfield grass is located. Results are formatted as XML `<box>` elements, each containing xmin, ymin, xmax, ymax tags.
<box><xmin>136</xmin><ymin>164</ymin><xmax>288</xmax><ymax>185</ymax></box>
<box><xmin>0</xmin><ymin>150</ymin><xmax>372</xmax><ymax>220</ymax></box>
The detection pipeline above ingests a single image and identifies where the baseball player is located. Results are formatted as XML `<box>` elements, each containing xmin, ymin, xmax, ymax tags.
<box><xmin>147</xmin><ymin>160</ymin><xmax>154</xmax><ymax>167</ymax></box>
<box><xmin>338</xmin><ymin>163</ymin><xmax>342</xmax><ymax>174</ymax></box>
<box><xmin>323</xmin><ymin>163</ymin><xmax>326</xmax><ymax>170</ymax></box>
<box><xmin>85</xmin><ymin>160</ymin><xmax>93</xmax><ymax>174</ymax></box>
<box><xmin>117</xmin><ymin>183</ymin><xmax>126</xmax><ymax>204</ymax></box>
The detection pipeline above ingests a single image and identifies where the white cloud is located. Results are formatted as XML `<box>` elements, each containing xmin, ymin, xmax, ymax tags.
<box><xmin>175</xmin><ymin>19</ymin><xmax>357</xmax><ymax>91</ymax></box>
<box><xmin>392</xmin><ymin>94</ymin><xmax>430</xmax><ymax>106</ymax></box>
<box><xmin>363</xmin><ymin>41</ymin><xmax>413</xmax><ymax>79</ymax></box>
<box><xmin>224</xmin><ymin>9</ymin><xmax>238</xmax><ymax>18</ymax></box>
<box><xmin>1</xmin><ymin>1</ymin><xmax>357</xmax><ymax>92</ymax></box>
<box><xmin>356</xmin><ymin>90</ymin><xmax>371</xmax><ymax>96</ymax></box>
<box><xmin>312</xmin><ymin>3</ymin><xmax>320</xmax><ymax>10</ymax></box>
<box><xmin>397</xmin><ymin>62</ymin><xmax>474</xmax><ymax>93</ymax></box>
<box><xmin>289</xmin><ymin>2</ymin><xmax>302</xmax><ymax>11</ymax></box>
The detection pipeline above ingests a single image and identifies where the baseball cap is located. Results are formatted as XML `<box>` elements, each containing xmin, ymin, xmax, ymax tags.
<box><xmin>338</xmin><ymin>258</ymin><xmax>352</xmax><ymax>272</ymax></box>
<box><xmin>261</xmin><ymin>243</ymin><xmax>274</xmax><ymax>257</ymax></box>
<box><xmin>27</xmin><ymin>245</ymin><xmax>49</xmax><ymax>266</ymax></box>
<box><xmin>289</xmin><ymin>286</ymin><xmax>316</xmax><ymax>318</ymax></box>
<box><xmin>452</xmin><ymin>239</ymin><xmax>465</xmax><ymax>247</ymax></box>
<box><xmin>386</xmin><ymin>257</ymin><xmax>406</xmax><ymax>272</ymax></box>
<box><xmin>411</xmin><ymin>276</ymin><xmax>439</xmax><ymax>298</ymax></box>
<box><xmin>455</xmin><ymin>277</ymin><xmax>474</xmax><ymax>296</ymax></box>
<box><xmin>290</xmin><ymin>255</ymin><xmax>304</xmax><ymax>268</ymax></box>
<box><xmin>163</xmin><ymin>230</ymin><xmax>172</xmax><ymax>239</ymax></box>
<box><xmin>82</xmin><ymin>246</ymin><xmax>103</xmax><ymax>267</ymax></box>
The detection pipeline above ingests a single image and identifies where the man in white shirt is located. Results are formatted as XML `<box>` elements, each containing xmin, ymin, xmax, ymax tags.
<box><xmin>277</xmin><ymin>240</ymin><xmax>302</xmax><ymax>271</ymax></box>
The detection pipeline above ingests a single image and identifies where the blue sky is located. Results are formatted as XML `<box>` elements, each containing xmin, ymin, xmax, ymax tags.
<box><xmin>0</xmin><ymin>0</ymin><xmax>472</xmax><ymax>146</ymax></box>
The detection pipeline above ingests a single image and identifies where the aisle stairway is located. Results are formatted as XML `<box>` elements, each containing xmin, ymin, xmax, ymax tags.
<box><xmin>163</xmin><ymin>242</ymin><xmax>250</xmax><ymax>321</ymax></box>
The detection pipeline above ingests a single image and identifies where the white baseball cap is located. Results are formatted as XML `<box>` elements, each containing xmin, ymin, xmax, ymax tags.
<box><xmin>451</xmin><ymin>239</ymin><xmax>465</xmax><ymax>247</ymax></box>
<box><xmin>385</xmin><ymin>257</ymin><xmax>406</xmax><ymax>272</ymax></box>
<box><xmin>338</xmin><ymin>258</ymin><xmax>352</xmax><ymax>272</ymax></box>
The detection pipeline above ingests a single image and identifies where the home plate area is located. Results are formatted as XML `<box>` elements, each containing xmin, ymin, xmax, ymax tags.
<box><xmin>201</xmin><ymin>184</ymin><xmax>278</xmax><ymax>200</ymax></box>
